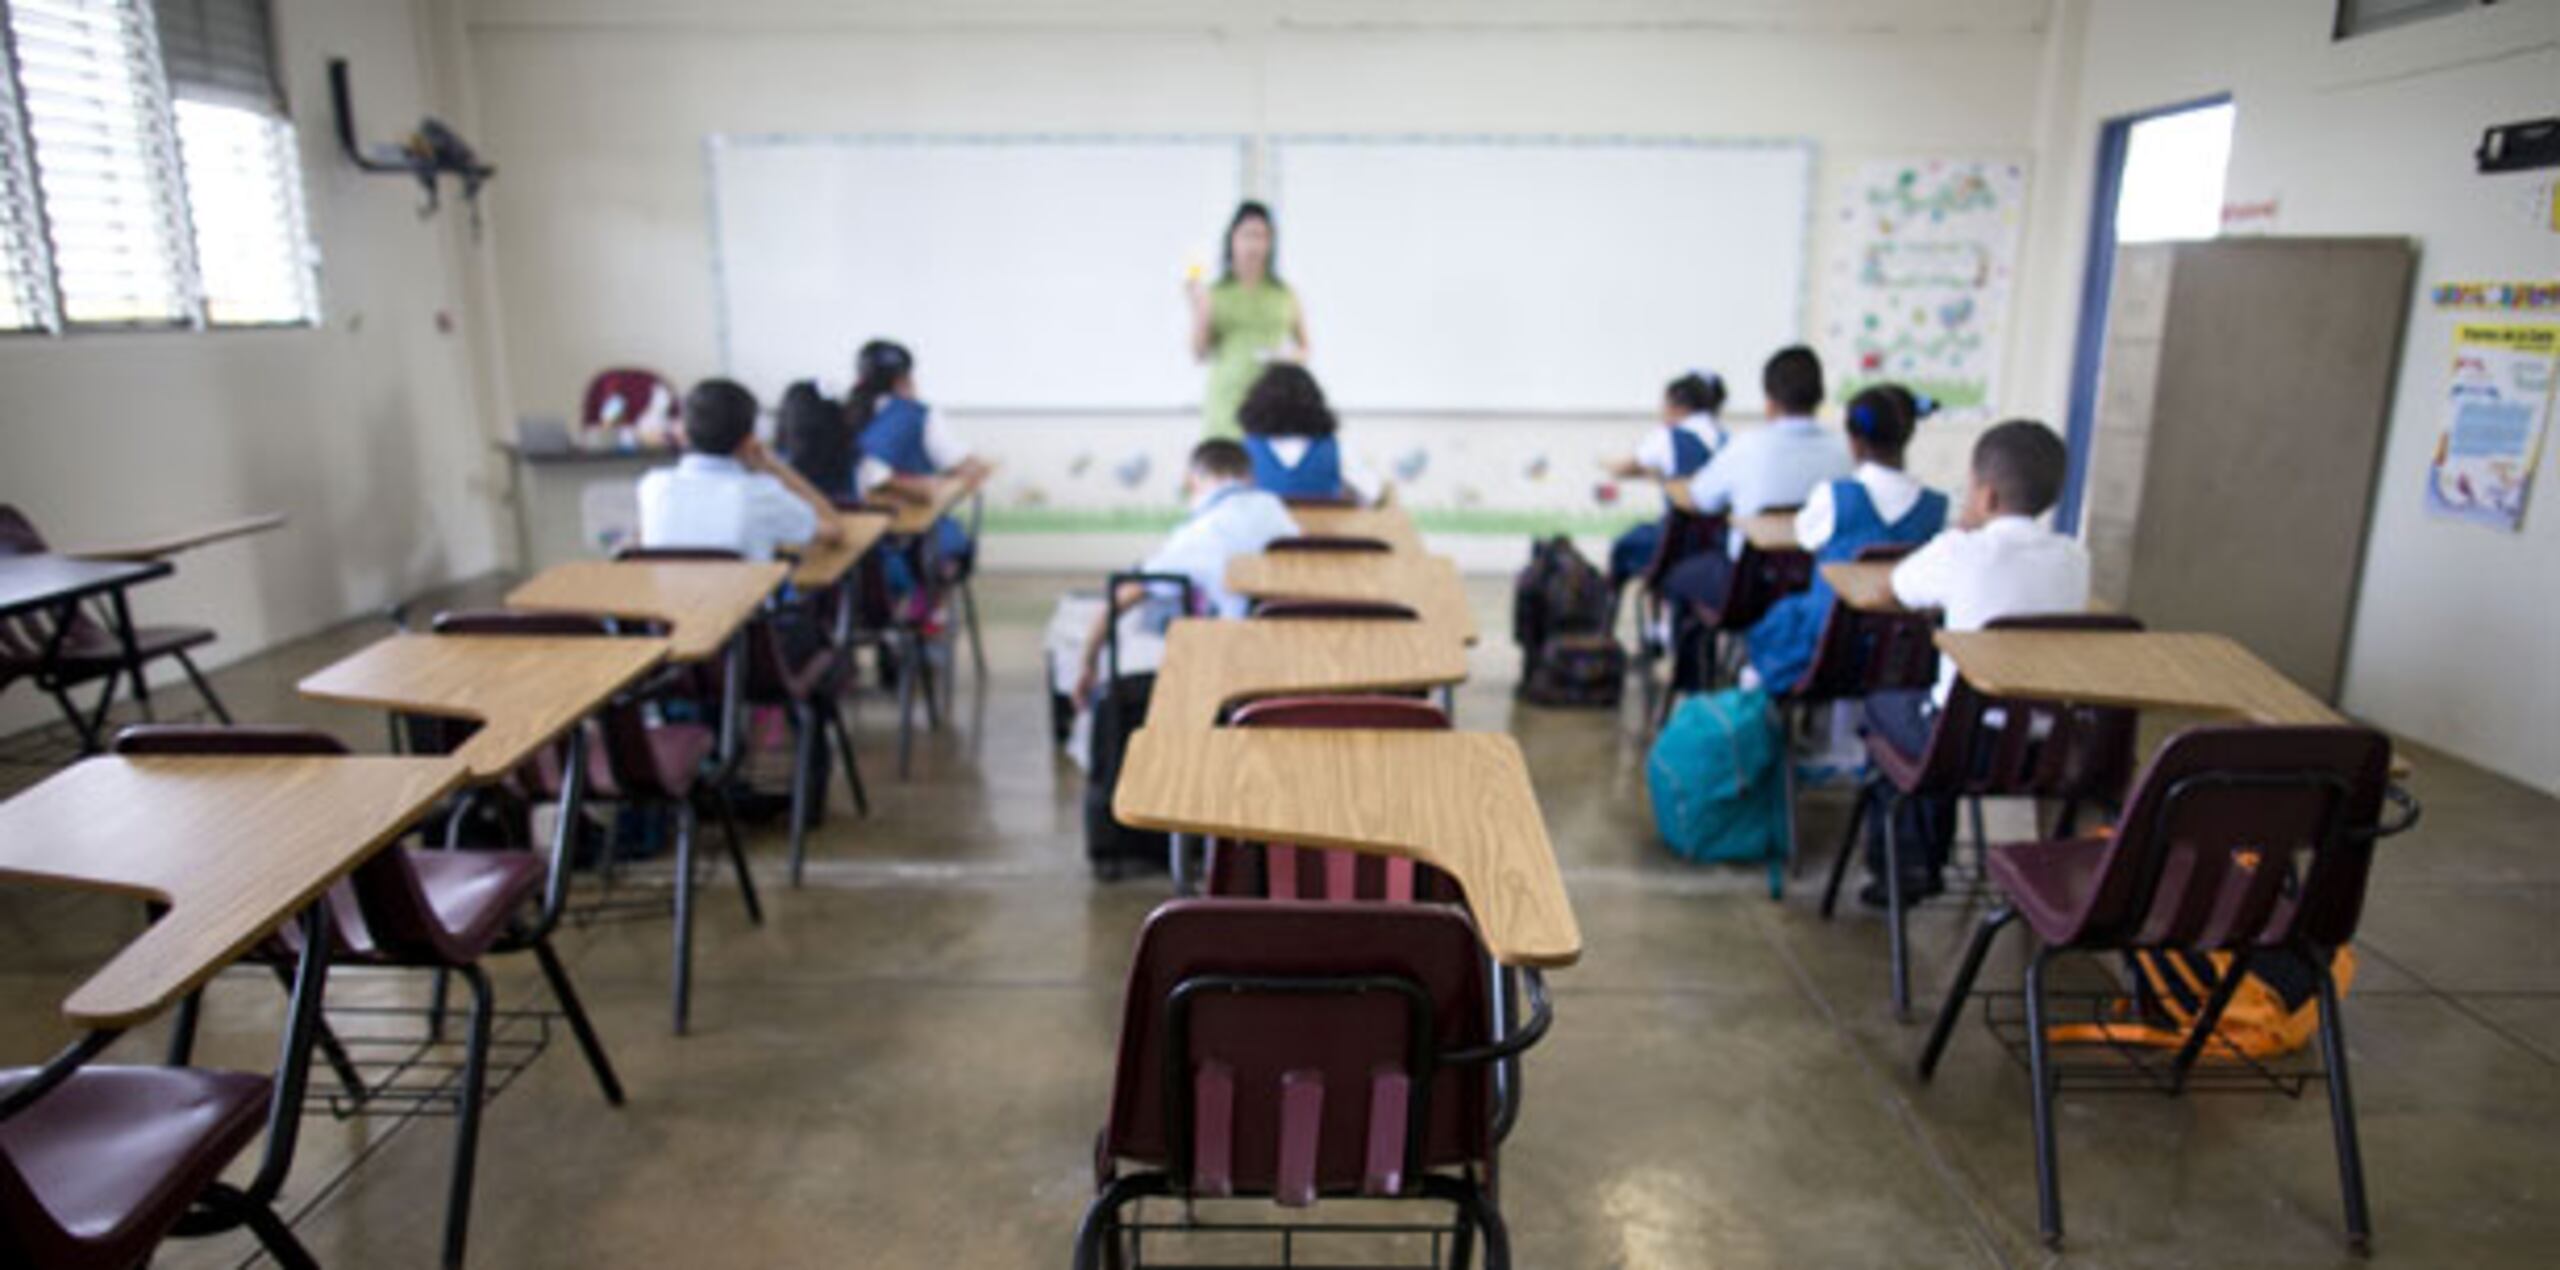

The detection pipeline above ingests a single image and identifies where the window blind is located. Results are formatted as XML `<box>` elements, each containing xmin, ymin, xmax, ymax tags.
<box><xmin>151</xmin><ymin>0</ymin><xmax>277</xmax><ymax>113</ymax></box>
<box><xmin>8</xmin><ymin>0</ymin><xmax>195</xmax><ymax>325</ymax></box>
<box><xmin>0</xmin><ymin>27</ymin><xmax>56</xmax><ymax>330</ymax></box>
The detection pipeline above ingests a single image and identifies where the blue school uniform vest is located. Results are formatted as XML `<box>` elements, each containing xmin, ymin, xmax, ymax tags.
<box><xmin>1667</xmin><ymin>427</ymin><xmax>1712</xmax><ymax>479</ymax></box>
<box><xmin>861</xmin><ymin>396</ymin><xmax>937</xmax><ymax>476</ymax></box>
<box><xmin>1243</xmin><ymin>435</ymin><xmax>1345</xmax><ymax>499</ymax></box>
<box><xmin>1745</xmin><ymin>478</ymin><xmax>1948</xmax><ymax>692</ymax></box>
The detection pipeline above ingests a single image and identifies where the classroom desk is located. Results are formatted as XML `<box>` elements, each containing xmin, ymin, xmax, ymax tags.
<box><xmin>1740</xmin><ymin>511</ymin><xmax>1800</xmax><ymax>553</ymax></box>
<box><xmin>1226</xmin><ymin>551</ymin><xmax>1480</xmax><ymax>644</ymax></box>
<box><xmin>1934</xmin><ymin>629</ymin><xmax>2408</xmax><ymax>773</ymax></box>
<box><xmin>1288</xmin><ymin>505</ymin><xmax>1425</xmax><ymax>553</ymax></box>
<box><xmin>1821</xmin><ymin>561</ymin><xmax>1903</xmax><ymax>613</ymax></box>
<box><xmin>0</xmin><ymin>553</ymin><xmax>177</xmax><ymax>752</ymax></box>
<box><xmin>1145</xmin><ymin>618</ymin><xmax>1471</xmax><ymax>729</ymax></box>
<box><xmin>65</xmin><ymin>512</ymin><xmax>286</xmax><ymax>563</ymax></box>
<box><xmin>504</xmin><ymin>559</ymin><xmax>787</xmax><ymax>664</ymax></box>
<box><xmin>887</xmin><ymin>470</ymin><xmax>987</xmax><ymax>537</ymax></box>
<box><xmin>0</xmin><ymin>754</ymin><xmax>466</xmax><ymax>1028</ymax></box>
<box><xmin>784</xmin><ymin>509</ymin><xmax>895</xmax><ymax>590</ymax></box>
<box><xmin>296</xmin><ymin>633</ymin><xmax>672</xmax><ymax>781</ymax></box>
<box><xmin>1113</xmin><ymin>728</ymin><xmax>1580</xmax><ymax>968</ymax></box>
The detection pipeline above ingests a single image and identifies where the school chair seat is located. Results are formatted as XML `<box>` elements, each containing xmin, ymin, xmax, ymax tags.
<box><xmin>0</xmin><ymin>1065</ymin><xmax>300</xmax><ymax>1269</ymax></box>
<box><xmin>1916</xmin><ymin>724</ymin><xmax>2412</xmax><ymax>1251</ymax></box>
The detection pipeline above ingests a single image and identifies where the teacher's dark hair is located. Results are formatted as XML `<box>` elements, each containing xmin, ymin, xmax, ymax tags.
<box><xmin>846</xmin><ymin>338</ymin><xmax>914</xmax><ymax>435</ymax></box>
<box><xmin>1237</xmin><ymin>364</ymin><xmax>1335</xmax><ymax>439</ymax></box>
<box><xmin>1220</xmin><ymin>200</ymin><xmax>1280</xmax><ymax>284</ymax></box>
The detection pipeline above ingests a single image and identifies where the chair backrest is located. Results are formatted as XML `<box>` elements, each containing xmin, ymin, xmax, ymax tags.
<box><xmin>1250</xmin><ymin>598</ymin><xmax>1419</xmax><ymax>622</ymax></box>
<box><xmin>427</xmin><ymin>609</ymin><xmax>680</xmax><ymax>801</ymax></box>
<box><xmin>1638</xmin><ymin>507</ymin><xmax>1726</xmax><ymax>591</ymax></box>
<box><xmin>0</xmin><ymin>505</ymin><xmax>46</xmax><ymax>556</ymax></box>
<box><xmin>1266</xmin><ymin>536</ymin><xmax>1391</xmax><ymax>555</ymax></box>
<box><xmin>605</xmin><ymin>546</ymin><xmax>823</xmax><ymax>703</ymax></box>
<box><xmin>0</xmin><ymin>505</ymin><xmax>110</xmax><ymax>663</ymax></box>
<box><xmin>1100</xmin><ymin>899</ymin><xmax>1495</xmax><ymax>1202</ymax></box>
<box><xmin>1704</xmin><ymin>507</ymin><xmax>1812</xmax><ymax>631</ymax></box>
<box><xmin>1916</xmin><ymin>612</ymin><xmax>2145</xmax><ymax>804</ymax></box>
<box><xmin>614</xmin><ymin>545</ymin><xmax>741</xmax><ymax>563</ymax></box>
<box><xmin>580</xmin><ymin>367</ymin><xmax>677</xmax><ymax>430</ymax></box>
<box><xmin>2047</xmin><ymin>725</ymin><xmax>2391</xmax><ymax>951</ymax></box>
<box><xmin>1204</xmin><ymin>698</ymin><xmax>1460</xmax><ymax>905</ymax></box>
<box><xmin>105</xmin><ymin>726</ymin><xmax>465</xmax><ymax>961</ymax></box>
<box><xmin>1783</xmin><ymin>543</ymin><xmax>1936</xmax><ymax>701</ymax></box>
<box><xmin>1279</xmin><ymin>493</ymin><xmax>1358</xmax><ymax>510</ymax></box>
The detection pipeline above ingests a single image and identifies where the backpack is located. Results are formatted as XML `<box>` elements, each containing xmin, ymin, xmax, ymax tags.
<box><xmin>1512</xmin><ymin>536</ymin><xmax>1612</xmax><ymax>657</ymax></box>
<box><xmin>1645</xmin><ymin>687</ymin><xmax>1788</xmax><ymax>898</ymax></box>
<box><xmin>1520</xmin><ymin>633</ymin><xmax>1626</xmax><ymax>708</ymax></box>
<box><xmin>2044</xmin><ymin>946</ymin><xmax>2357</xmax><ymax>1061</ymax></box>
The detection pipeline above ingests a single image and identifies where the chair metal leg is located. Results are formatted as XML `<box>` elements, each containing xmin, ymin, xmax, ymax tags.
<box><xmin>2023</xmin><ymin>947</ymin><xmax>2064</xmax><ymax>1249</ymax></box>
<box><xmin>671</xmin><ymin>803</ymin><xmax>697</xmax><ymax>1036</ymax></box>
<box><xmin>960</xmin><ymin>578</ymin><xmax>987</xmax><ymax>679</ymax></box>
<box><xmin>895</xmin><ymin>630</ymin><xmax>921</xmax><ymax>779</ymax></box>
<box><xmin>174</xmin><ymin>649</ymin><xmax>232</xmax><ymax>723</ymax></box>
<box><xmin>441</xmin><ymin>963</ymin><xmax>496</xmax><ymax>1270</ymax></box>
<box><xmin>532</xmin><ymin>937</ymin><xmax>624</xmax><ymax>1106</ymax></box>
<box><xmin>1820</xmin><ymin>779</ymin><xmax>1873</xmax><ymax>920</ymax></box>
<box><xmin>266</xmin><ymin>962</ymin><xmax>367</xmax><ymax>1104</ymax></box>
<box><xmin>1073</xmin><ymin>1172</ymin><xmax>1169</xmax><ymax>1270</ymax></box>
<box><xmin>1778</xmin><ymin>702</ymin><xmax>1801</xmax><ymax>891</ymax></box>
<box><xmin>826</xmin><ymin>699</ymin><xmax>869</xmax><ymax>818</ymax></box>
<box><xmin>2168</xmin><ymin>948</ymin><xmax>2257</xmax><ymax>1092</ymax></box>
<box><xmin>787</xmin><ymin>704</ymin><xmax>819</xmax><ymax>888</ymax></box>
<box><xmin>1919</xmin><ymin>906</ymin><xmax>2015</xmax><ymax>1080</ymax></box>
<box><xmin>166</xmin><ymin>987</ymin><xmax>203</xmax><ymax>1066</ymax></box>
<box><xmin>2314</xmin><ymin>954</ymin><xmax>2374</xmax><ymax>1251</ymax></box>
<box><xmin>1884</xmin><ymin>794</ymin><xmax>1912</xmax><ymax>1020</ymax></box>
<box><xmin>705</xmin><ymin>786</ymin><xmax>762</xmax><ymax>926</ymax></box>
<box><xmin>1967</xmin><ymin>796</ymin><xmax>1990</xmax><ymax>872</ymax></box>
<box><xmin>238</xmin><ymin>1189</ymin><xmax>320</xmax><ymax>1270</ymax></box>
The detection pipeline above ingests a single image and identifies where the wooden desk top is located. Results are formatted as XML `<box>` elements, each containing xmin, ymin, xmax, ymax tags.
<box><xmin>1934</xmin><ymin>630</ymin><xmax>2344</xmax><ymax>726</ymax></box>
<box><xmin>1823</xmin><ymin>561</ymin><xmax>1905</xmax><ymax>614</ymax></box>
<box><xmin>1147</xmin><ymin>618</ymin><xmax>1472</xmax><ymax>729</ymax></box>
<box><xmin>1226</xmin><ymin>552</ymin><xmax>1479</xmax><ymax>644</ymax></box>
<box><xmin>784</xmin><ymin>510</ymin><xmax>895</xmax><ymax>589</ymax></box>
<box><xmin>1740</xmin><ymin>511</ymin><xmax>1800</xmax><ymax>553</ymax></box>
<box><xmin>0</xmin><ymin>755</ymin><xmax>466</xmax><ymax>1027</ymax></box>
<box><xmin>66</xmin><ymin>512</ymin><xmax>286</xmax><ymax>563</ymax></box>
<box><xmin>1288</xmin><ymin>505</ymin><xmax>1424</xmax><ymax>553</ymax></box>
<box><xmin>504</xmin><ymin>560</ymin><xmax>787</xmax><ymax>663</ymax></box>
<box><xmin>888</xmin><ymin>469</ymin><xmax>988</xmax><ymax>536</ymax></box>
<box><xmin>297</xmin><ymin>633</ymin><xmax>671</xmax><ymax>780</ymax></box>
<box><xmin>0</xmin><ymin>554</ymin><xmax>172</xmax><ymax>618</ymax></box>
<box><xmin>1114</xmin><ymin>729</ymin><xmax>1580</xmax><ymax>968</ymax></box>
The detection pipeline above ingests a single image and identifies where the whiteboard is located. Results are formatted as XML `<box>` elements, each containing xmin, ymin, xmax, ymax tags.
<box><xmin>709</xmin><ymin>134</ymin><xmax>1247</xmax><ymax>411</ymax></box>
<box><xmin>1271</xmin><ymin>136</ymin><xmax>1814</xmax><ymax>413</ymax></box>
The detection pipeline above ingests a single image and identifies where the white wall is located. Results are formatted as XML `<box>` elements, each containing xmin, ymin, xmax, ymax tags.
<box><xmin>0</xmin><ymin>0</ymin><xmax>509</xmax><ymax>735</ymax></box>
<box><xmin>2012</xmin><ymin>0</ymin><xmax>2560</xmax><ymax>792</ymax></box>
<box><xmin>457</xmin><ymin>0</ymin><xmax>2053</xmax><ymax>551</ymax></box>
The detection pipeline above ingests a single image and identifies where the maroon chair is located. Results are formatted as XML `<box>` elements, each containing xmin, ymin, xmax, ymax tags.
<box><xmin>1915</xmin><ymin>724</ymin><xmax>2407</xmax><ymax>1251</ymax></box>
<box><xmin>1626</xmin><ymin>506</ymin><xmax>1725</xmax><ymax>680</ymax></box>
<box><xmin>579</xmin><ymin>366</ymin><xmax>677</xmax><ymax>433</ymax></box>
<box><xmin>1249</xmin><ymin>597</ymin><xmax>1420</xmax><ymax>622</ymax></box>
<box><xmin>1266</xmin><ymin>535</ymin><xmax>1392</xmax><ymax>554</ymax></box>
<box><xmin>1203</xmin><ymin>697</ymin><xmax>1463</xmax><ymax>905</ymax></box>
<box><xmin>1767</xmin><ymin>542</ymin><xmax>1938</xmax><ymax>876</ymax></box>
<box><xmin>431</xmin><ymin>608</ymin><xmax>761</xmax><ymax>1036</ymax></box>
<box><xmin>0</xmin><ymin>505</ymin><xmax>233</xmax><ymax>740</ymax></box>
<box><xmin>1819</xmin><ymin>612</ymin><xmax>2145</xmax><ymax>1018</ymax></box>
<box><xmin>1278</xmin><ymin>493</ymin><xmax>1359</xmax><ymax>509</ymax></box>
<box><xmin>112</xmin><ymin>724</ymin><xmax>623</xmax><ymax>1270</ymax></box>
<box><xmin>1078</xmin><ymin>900</ymin><xmax>1549</xmax><ymax>1268</ymax></box>
<box><xmin>1667</xmin><ymin>509</ymin><xmax>1812</xmax><ymax>720</ymax></box>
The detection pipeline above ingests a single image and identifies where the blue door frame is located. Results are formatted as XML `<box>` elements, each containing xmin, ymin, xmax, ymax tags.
<box><xmin>2056</xmin><ymin>93</ymin><xmax>2231</xmax><ymax>533</ymax></box>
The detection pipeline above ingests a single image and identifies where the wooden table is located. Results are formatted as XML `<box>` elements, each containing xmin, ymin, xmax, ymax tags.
<box><xmin>887</xmin><ymin>470</ymin><xmax>986</xmax><ymax>537</ymax></box>
<box><xmin>1113</xmin><ymin>729</ymin><xmax>1579</xmax><ymax>968</ymax></box>
<box><xmin>1740</xmin><ymin>511</ymin><xmax>1800</xmax><ymax>553</ymax></box>
<box><xmin>0</xmin><ymin>554</ymin><xmax>178</xmax><ymax>752</ymax></box>
<box><xmin>297</xmin><ymin>633</ymin><xmax>672</xmax><ymax>780</ymax></box>
<box><xmin>1227</xmin><ymin>551</ymin><xmax>1479</xmax><ymax>644</ymax></box>
<box><xmin>1823</xmin><ymin>561</ymin><xmax>1905</xmax><ymax>613</ymax></box>
<box><xmin>504</xmin><ymin>559</ymin><xmax>787</xmax><ymax>663</ymax></box>
<box><xmin>0</xmin><ymin>754</ymin><xmax>466</xmax><ymax>1027</ymax></box>
<box><xmin>1146</xmin><ymin>618</ymin><xmax>1471</xmax><ymax>729</ymax></box>
<box><xmin>784</xmin><ymin>509</ymin><xmax>894</xmax><ymax>589</ymax></box>
<box><xmin>1289</xmin><ymin>505</ymin><xmax>1424</xmax><ymax>553</ymax></box>
<box><xmin>66</xmin><ymin>512</ymin><xmax>286</xmax><ymax>563</ymax></box>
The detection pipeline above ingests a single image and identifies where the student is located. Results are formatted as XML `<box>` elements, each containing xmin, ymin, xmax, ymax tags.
<box><xmin>845</xmin><ymin>338</ymin><xmax>992</xmax><ymax>562</ymax></box>
<box><xmin>776</xmin><ymin>380</ymin><xmax>856</xmax><ymax>496</ymax></box>
<box><xmin>1064</xmin><ymin>439</ymin><xmax>1298</xmax><ymax>712</ymax></box>
<box><xmin>1235</xmin><ymin>363</ymin><xmax>1374</xmax><ymax>504</ymax></box>
<box><xmin>636</xmin><ymin>378</ymin><xmax>844</xmax><ymax>562</ymax></box>
<box><xmin>1658</xmin><ymin>346</ymin><xmax>1852</xmax><ymax>678</ymax></box>
<box><xmin>1741</xmin><ymin>384</ymin><xmax>1948</xmax><ymax>692</ymax></box>
<box><xmin>1605</xmin><ymin>370</ymin><xmax>1728</xmax><ymax>582</ymax></box>
<box><xmin>1858</xmin><ymin>419</ymin><xmax>2090</xmax><ymax>904</ymax></box>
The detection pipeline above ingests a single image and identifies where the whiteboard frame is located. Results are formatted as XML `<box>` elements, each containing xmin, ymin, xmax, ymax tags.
<box><xmin>1266</xmin><ymin>132</ymin><xmax>1820</xmax><ymax>416</ymax></box>
<box><xmin>703</xmin><ymin>131</ymin><xmax>1254</xmax><ymax>414</ymax></box>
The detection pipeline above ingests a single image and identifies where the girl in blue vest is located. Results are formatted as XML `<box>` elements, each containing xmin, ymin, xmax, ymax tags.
<box><xmin>1742</xmin><ymin>384</ymin><xmax>1948</xmax><ymax>692</ymax></box>
<box><xmin>1235</xmin><ymin>364</ymin><xmax>1371</xmax><ymax>503</ymax></box>
<box><xmin>1605</xmin><ymin>370</ymin><xmax>1728</xmax><ymax>582</ymax></box>
<box><xmin>846</xmin><ymin>339</ymin><xmax>990</xmax><ymax>574</ymax></box>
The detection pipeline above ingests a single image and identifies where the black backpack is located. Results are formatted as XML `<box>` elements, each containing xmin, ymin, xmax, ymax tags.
<box><xmin>1083</xmin><ymin>571</ymin><xmax>1197</xmax><ymax>879</ymax></box>
<box><xmin>1512</xmin><ymin>537</ymin><xmax>1619</xmax><ymax>704</ymax></box>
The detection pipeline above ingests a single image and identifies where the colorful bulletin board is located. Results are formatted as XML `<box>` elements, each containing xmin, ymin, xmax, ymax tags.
<box><xmin>2425</xmin><ymin>322</ymin><xmax>2557</xmax><ymax>532</ymax></box>
<box><xmin>1822</xmin><ymin>159</ymin><xmax>2028</xmax><ymax>414</ymax></box>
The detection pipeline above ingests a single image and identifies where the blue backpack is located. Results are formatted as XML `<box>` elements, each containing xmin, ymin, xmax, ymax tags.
<box><xmin>1645</xmin><ymin>688</ymin><xmax>1788</xmax><ymax>898</ymax></box>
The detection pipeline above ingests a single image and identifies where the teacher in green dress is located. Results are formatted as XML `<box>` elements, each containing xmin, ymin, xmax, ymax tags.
<box><xmin>1187</xmin><ymin>200</ymin><xmax>1309</xmax><ymax>439</ymax></box>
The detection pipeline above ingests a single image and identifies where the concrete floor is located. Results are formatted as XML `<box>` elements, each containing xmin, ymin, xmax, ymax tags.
<box><xmin>4</xmin><ymin>571</ymin><xmax>2558</xmax><ymax>1268</ymax></box>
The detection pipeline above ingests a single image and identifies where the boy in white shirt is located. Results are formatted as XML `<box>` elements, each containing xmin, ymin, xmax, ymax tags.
<box><xmin>636</xmin><ymin>379</ymin><xmax>844</xmax><ymax>562</ymax></box>
<box><xmin>1857</xmin><ymin>419</ymin><xmax>2090</xmax><ymax>904</ymax></box>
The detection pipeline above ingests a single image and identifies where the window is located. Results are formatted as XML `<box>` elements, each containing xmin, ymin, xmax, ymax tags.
<box><xmin>2334</xmin><ymin>0</ymin><xmax>2484</xmax><ymax>40</ymax></box>
<box><xmin>0</xmin><ymin>28</ymin><xmax>53</xmax><ymax>329</ymax></box>
<box><xmin>0</xmin><ymin>0</ymin><xmax>316</xmax><ymax>331</ymax></box>
<box><xmin>2112</xmin><ymin>101</ymin><xmax>2234</xmax><ymax>244</ymax></box>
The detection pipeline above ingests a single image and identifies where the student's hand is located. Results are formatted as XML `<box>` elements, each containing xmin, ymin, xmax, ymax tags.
<box><xmin>736</xmin><ymin>436</ymin><xmax>775</xmax><ymax>472</ymax></box>
<box><xmin>1072</xmin><ymin>661</ymin><xmax>1101</xmax><ymax>712</ymax></box>
<box><xmin>809</xmin><ymin>518</ymin><xmax>846</xmax><ymax>548</ymax></box>
<box><xmin>1183</xmin><ymin>274</ymin><xmax>1208</xmax><ymax>309</ymax></box>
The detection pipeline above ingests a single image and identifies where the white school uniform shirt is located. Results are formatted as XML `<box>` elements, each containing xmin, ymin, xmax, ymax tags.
<box><xmin>1139</xmin><ymin>482</ymin><xmax>1300</xmax><ymax>617</ymax></box>
<box><xmin>1632</xmin><ymin>411</ymin><xmax>1726</xmax><ymax>478</ymax></box>
<box><xmin>1890</xmin><ymin>515</ymin><xmax>2092</xmax><ymax>703</ymax></box>
<box><xmin>635</xmin><ymin>453</ymin><xmax>820</xmax><ymax>562</ymax></box>
<box><xmin>1793</xmin><ymin>461</ymin><xmax>1931</xmax><ymax>553</ymax></box>
<box><xmin>1684</xmin><ymin>414</ymin><xmax>1852</xmax><ymax>553</ymax></box>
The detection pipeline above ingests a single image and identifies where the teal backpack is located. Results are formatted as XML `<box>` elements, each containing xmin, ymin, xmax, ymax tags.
<box><xmin>1646</xmin><ymin>687</ymin><xmax>1789</xmax><ymax>898</ymax></box>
